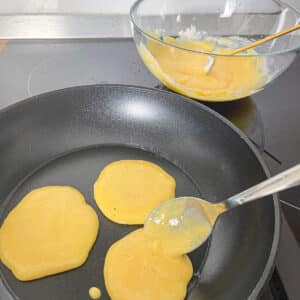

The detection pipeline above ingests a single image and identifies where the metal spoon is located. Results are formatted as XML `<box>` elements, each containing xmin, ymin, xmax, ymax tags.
<box><xmin>144</xmin><ymin>164</ymin><xmax>300</xmax><ymax>256</ymax></box>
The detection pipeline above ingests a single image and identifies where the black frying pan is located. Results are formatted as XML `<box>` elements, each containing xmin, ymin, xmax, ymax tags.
<box><xmin>0</xmin><ymin>85</ymin><xmax>280</xmax><ymax>300</ymax></box>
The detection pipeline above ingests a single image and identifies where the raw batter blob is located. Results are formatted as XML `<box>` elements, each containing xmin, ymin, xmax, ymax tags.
<box><xmin>89</xmin><ymin>286</ymin><xmax>102</xmax><ymax>299</ymax></box>
<box><xmin>94</xmin><ymin>160</ymin><xmax>176</xmax><ymax>224</ymax></box>
<box><xmin>0</xmin><ymin>186</ymin><xmax>99</xmax><ymax>281</ymax></box>
<box><xmin>104</xmin><ymin>229</ymin><xmax>192</xmax><ymax>300</ymax></box>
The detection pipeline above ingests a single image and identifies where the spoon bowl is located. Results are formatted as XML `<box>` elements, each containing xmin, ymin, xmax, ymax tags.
<box><xmin>144</xmin><ymin>197</ymin><xmax>221</xmax><ymax>256</ymax></box>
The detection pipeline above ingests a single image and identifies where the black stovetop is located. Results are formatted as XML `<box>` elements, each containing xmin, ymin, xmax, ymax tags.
<box><xmin>262</xmin><ymin>269</ymin><xmax>288</xmax><ymax>300</ymax></box>
<box><xmin>1</xmin><ymin>39</ymin><xmax>299</xmax><ymax>300</ymax></box>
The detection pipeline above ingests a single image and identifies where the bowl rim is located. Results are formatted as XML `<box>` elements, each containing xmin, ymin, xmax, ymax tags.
<box><xmin>130</xmin><ymin>0</ymin><xmax>300</xmax><ymax>57</ymax></box>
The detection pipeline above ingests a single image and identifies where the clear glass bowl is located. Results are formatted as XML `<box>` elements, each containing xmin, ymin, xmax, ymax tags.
<box><xmin>130</xmin><ymin>0</ymin><xmax>300</xmax><ymax>102</ymax></box>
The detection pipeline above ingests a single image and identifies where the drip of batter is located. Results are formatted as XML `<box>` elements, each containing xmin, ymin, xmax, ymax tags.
<box><xmin>89</xmin><ymin>287</ymin><xmax>102</xmax><ymax>299</ymax></box>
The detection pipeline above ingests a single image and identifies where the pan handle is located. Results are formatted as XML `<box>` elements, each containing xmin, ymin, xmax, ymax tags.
<box><xmin>221</xmin><ymin>164</ymin><xmax>300</xmax><ymax>210</ymax></box>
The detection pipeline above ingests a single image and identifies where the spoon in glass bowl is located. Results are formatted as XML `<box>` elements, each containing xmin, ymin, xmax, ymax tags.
<box><xmin>204</xmin><ymin>23</ymin><xmax>300</xmax><ymax>74</ymax></box>
<box><xmin>144</xmin><ymin>164</ymin><xmax>300</xmax><ymax>256</ymax></box>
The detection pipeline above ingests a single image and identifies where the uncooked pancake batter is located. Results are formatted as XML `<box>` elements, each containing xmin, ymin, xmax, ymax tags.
<box><xmin>0</xmin><ymin>186</ymin><xmax>99</xmax><ymax>281</ymax></box>
<box><xmin>89</xmin><ymin>286</ymin><xmax>102</xmax><ymax>299</ymax></box>
<box><xmin>94</xmin><ymin>160</ymin><xmax>176</xmax><ymax>224</ymax></box>
<box><xmin>104</xmin><ymin>228</ymin><xmax>192</xmax><ymax>300</ymax></box>
<box><xmin>138</xmin><ymin>35</ymin><xmax>266</xmax><ymax>101</ymax></box>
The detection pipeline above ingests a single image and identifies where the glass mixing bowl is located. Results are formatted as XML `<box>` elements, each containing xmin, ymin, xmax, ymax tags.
<box><xmin>130</xmin><ymin>0</ymin><xmax>300</xmax><ymax>102</ymax></box>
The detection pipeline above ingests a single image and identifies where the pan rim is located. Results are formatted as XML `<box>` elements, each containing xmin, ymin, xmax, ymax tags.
<box><xmin>0</xmin><ymin>84</ymin><xmax>280</xmax><ymax>300</ymax></box>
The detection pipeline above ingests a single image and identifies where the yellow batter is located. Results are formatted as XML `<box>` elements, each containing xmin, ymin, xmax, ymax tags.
<box><xmin>104</xmin><ymin>228</ymin><xmax>192</xmax><ymax>300</ymax></box>
<box><xmin>0</xmin><ymin>186</ymin><xmax>99</xmax><ymax>281</ymax></box>
<box><xmin>89</xmin><ymin>286</ymin><xmax>102</xmax><ymax>299</ymax></box>
<box><xmin>138</xmin><ymin>36</ymin><xmax>266</xmax><ymax>101</ymax></box>
<box><xmin>94</xmin><ymin>160</ymin><xmax>176</xmax><ymax>224</ymax></box>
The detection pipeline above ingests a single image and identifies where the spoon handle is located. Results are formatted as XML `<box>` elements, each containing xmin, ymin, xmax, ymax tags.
<box><xmin>221</xmin><ymin>164</ymin><xmax>300</xmax><ymax>210</ymax></box>
<box><xmin>231</xmin><ymin>24</ymin><xmax>300</xmax><ymax>55</ymax></box>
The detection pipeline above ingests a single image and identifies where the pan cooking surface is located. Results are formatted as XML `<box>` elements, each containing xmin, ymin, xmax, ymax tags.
<box><xmin>0</xmin><ymin>85</ymin><xmax>280</xmax><ymax>300</ymax></box>
<box><xmin>0</xmin><ymin>145</ymin><xmax>208</xmax><ymax>300</ymax></box>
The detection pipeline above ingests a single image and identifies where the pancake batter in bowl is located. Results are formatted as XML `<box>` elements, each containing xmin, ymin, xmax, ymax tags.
<box><xmin>138</xmin><ymin>33</ymin><xmax>267</xmax><ymax>101</ymax></box>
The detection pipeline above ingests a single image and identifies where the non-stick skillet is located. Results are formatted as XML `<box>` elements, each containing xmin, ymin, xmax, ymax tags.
<box><xmin>0</xmin><ymin>85</ymin><xmax>280</xmax><ymax>300</ymax></box>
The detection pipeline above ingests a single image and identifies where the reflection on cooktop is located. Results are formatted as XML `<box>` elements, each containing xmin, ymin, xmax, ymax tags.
<box><xmin>154</xmin><ymin>84</ymin><xmax>281</xmax><ymax>165</ymax></box>
<box><xmin>154</xmin><ymin>85</ymin><xmax>264</xmax><ymax>150</ymax></box>
<box><xmin>205</xmin><ymin>97</ymin><xmax>264</xmax><ymax>151</ymax></box>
